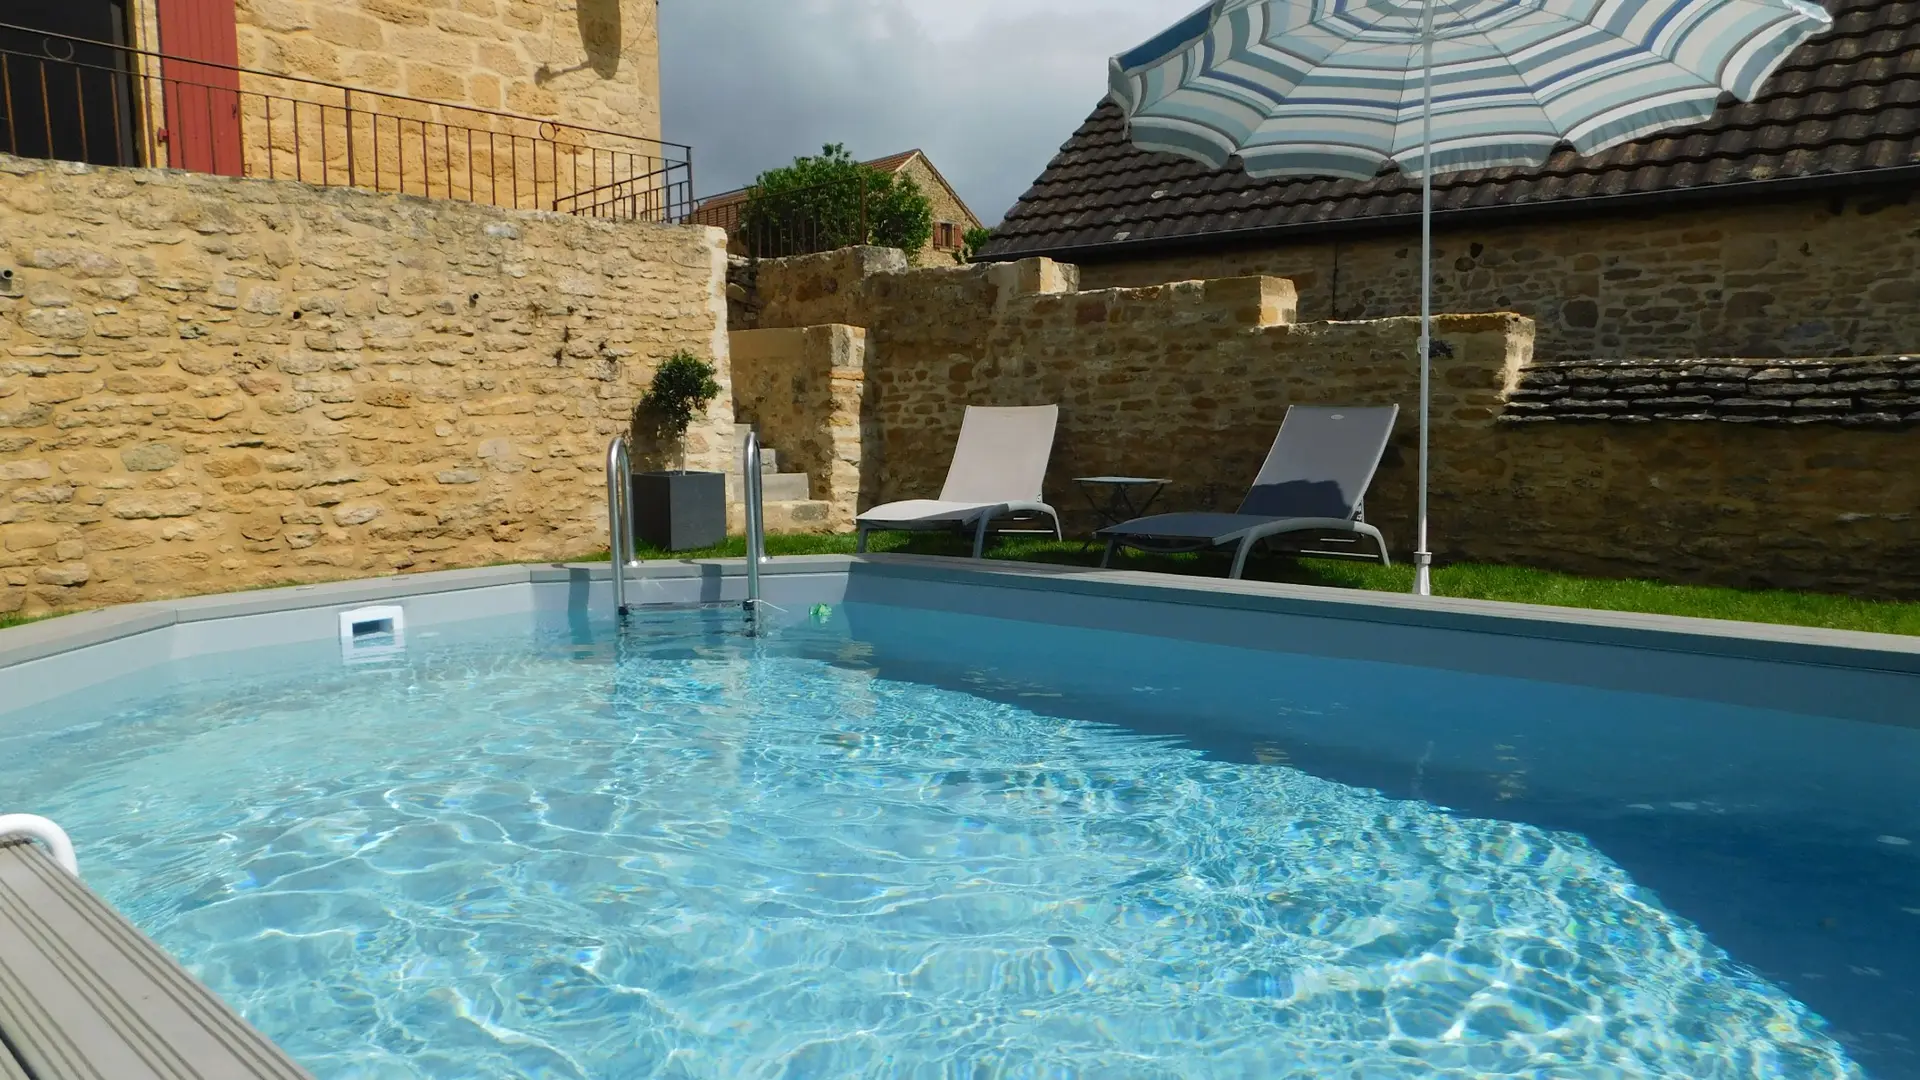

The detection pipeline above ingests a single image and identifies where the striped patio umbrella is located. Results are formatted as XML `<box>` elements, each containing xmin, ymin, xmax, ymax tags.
<box><xmin>1110</xmin><ymin>0</ymin><xmax>1831</xmax><ymax>594</ymax></box>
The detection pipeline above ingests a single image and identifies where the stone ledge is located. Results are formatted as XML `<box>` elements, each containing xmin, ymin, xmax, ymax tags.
<box><xmin>1498</xmin><ymin>356</ymin><xmax>1920</xmax><ymax>425</ymax></box>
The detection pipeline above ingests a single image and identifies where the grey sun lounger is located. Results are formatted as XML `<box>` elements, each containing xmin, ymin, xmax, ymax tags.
<box><xmin>856</xmin><ymin>405</ymin><xmax>1063</xmax><ymax>558</ymax></box>
<box><xmin>1098</xmin><ymin>404</ymin><xmax>1400</xmax><ymax>579</ymax></box>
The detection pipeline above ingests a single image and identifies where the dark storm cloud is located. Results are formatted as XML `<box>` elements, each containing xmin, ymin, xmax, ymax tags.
<box><xmin>657</xmin><ymin>1</ymin><xmax>1194</xmax><ymax>225</ymax></box>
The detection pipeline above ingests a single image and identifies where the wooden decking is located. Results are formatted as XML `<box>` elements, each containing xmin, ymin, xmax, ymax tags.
<box><xmin>0</xmin><ymin>838</ymin><xmax>311</xmax><ymax>1079</ymax></box>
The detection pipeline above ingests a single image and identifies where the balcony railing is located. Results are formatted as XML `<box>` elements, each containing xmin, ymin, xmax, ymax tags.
<box><xmin>0</xmin><ymin>22</ymin><xmax>693</xmax><ymax>222</ymax></box>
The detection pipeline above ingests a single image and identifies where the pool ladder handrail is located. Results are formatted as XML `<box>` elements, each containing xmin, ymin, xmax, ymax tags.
<box><xmin>606</xmin><ymin>435</ymin><xmax>635</xmax><ymax>616</ymax></box>
<box><xmin>742</xmin><ymin>427</ymin><xmax>769</xmax><ymax>626</ymax></box>
<box><xmin>0</xmin><ymin>814</ymin><xmax>78</xmax><ymax>875</ymax></box>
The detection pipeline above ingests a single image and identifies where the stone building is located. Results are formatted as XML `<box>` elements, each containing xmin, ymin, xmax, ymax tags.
<box><xmin>695</xmin><ymin>149</ymin><xmax>985</xmax><ymax>264</ymax></box>
<box><xmin>0</xmin><ymin>0</ymin><xmax>667</xmax><ymax>215</ymax></box>
<box><xmin>977</xmin><ymin>0</ymin><xmax>1920</xmax><ymax>363</ymax></box>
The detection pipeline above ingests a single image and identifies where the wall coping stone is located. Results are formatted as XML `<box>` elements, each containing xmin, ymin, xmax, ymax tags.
<box><xmin>1500</xmin><ymin>355</ymin><xmax>1920</xmax><ymax>425</ymax></box>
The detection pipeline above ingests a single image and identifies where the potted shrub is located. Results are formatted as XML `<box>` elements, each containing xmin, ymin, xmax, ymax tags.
<box><xmin>631</xmin><ymin>351</ymin><xmax>726</xmax><ymax>551</ymax></box>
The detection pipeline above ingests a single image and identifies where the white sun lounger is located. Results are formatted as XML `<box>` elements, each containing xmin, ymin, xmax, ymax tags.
<box><xmin>856</xmin><ymin>405</ymin><xmax>1063</xmax><ymax>558</ymax></box>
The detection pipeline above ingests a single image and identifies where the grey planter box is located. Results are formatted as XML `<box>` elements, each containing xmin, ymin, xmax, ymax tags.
<box><xmin>632</xmin><ymin>470</ymin><xmax>727</xmax><ymax>552</ymax></box>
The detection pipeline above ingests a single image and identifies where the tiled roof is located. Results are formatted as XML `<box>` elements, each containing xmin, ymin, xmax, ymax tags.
<box><xmin>861</xmin><ymin>150</ymin><xmax>921</xmax><ymax>175</ymax></box>
<box><xmin>980</xmin><ymin>0</ymin><xmax>1920</xmax><ymax>261</ymax></box>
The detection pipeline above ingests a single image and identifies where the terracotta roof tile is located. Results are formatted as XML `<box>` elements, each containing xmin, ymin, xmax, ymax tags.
<box><xmin>981</xmin><ymin>0</ymin><xmax>1920</xmax><ymax>260</ymax></box>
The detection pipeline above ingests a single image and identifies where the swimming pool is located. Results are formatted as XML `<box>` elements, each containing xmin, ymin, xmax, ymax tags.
<box><xmin>2</xmin><ymin>559</ymin><xmax>1916</xmax><ymax>1078</ymax></box>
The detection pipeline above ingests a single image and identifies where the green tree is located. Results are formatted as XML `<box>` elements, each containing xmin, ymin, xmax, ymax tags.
<box><xmin>738</xmin><ymin>144</ymin><xmax>934</xmax><ymax>259</ymax></box>
<box><xmin>960</xmin><ymin>226</ymin><xmax>994</xmax><ymax>263</ymax></box>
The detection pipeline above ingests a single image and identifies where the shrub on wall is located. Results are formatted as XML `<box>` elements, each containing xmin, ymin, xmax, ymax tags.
<box><xmin>739</xmin><ymin>144</ymin><xmax>934</xmax><ymax>259</ymax></box>
<box><xmin>960</xmin><ymin>226</ymin><xmax>994</xmax><ymax>263</ymax></box>
<box><xmin>634</xmin><ymin>351</ymin><xmax>722</xmax><ymax>470</ymax></box>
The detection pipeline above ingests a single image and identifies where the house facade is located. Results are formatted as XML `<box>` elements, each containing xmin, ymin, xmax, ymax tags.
<box><xmin>978</xmin><ymin>0</ymin><xmax>1920</xmax><ymax>363</ymax></box>
<box><xmin>1</xmin><ymin>0</ymin><xmax>669</xmax><ymax>217</ymax></box>
<box><xmin>871</xmin><ymin>150</ymin><xmax>981</xmax><ymax>263</ymax></box>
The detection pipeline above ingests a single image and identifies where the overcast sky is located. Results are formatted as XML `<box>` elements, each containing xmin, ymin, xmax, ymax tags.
<box><xmin>658</xmin><ymin>1</ymin><xmax>1200</xmax><ymax>226</ymax></box>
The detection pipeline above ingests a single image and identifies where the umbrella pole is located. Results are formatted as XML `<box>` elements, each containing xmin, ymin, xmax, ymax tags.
<box><xmin>1412</xmin><ymin>0</ymin><xmax>1436</xmax><ymax>597</ymax></box>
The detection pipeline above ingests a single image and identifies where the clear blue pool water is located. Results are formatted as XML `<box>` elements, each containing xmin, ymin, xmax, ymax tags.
<box><xmin>3</xmin><ymin>602</ymin><xmax>1915</xmax><ymax>1078</ymax></box>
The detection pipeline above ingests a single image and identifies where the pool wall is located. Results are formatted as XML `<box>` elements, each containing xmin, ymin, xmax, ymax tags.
<box><xmin>3</xmin><ymin>554</ymin><xmax>1918</xmax><ymax>727</ymax></box>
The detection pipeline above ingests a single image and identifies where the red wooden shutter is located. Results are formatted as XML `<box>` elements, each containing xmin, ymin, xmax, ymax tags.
<box><xmin>156</xmin><ymin>0</ymin><xmax>242</xmax><ymax>176</ymax></box>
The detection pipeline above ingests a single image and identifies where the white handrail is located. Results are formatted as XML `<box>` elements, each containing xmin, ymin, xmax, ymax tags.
<box><xmin>0</xmin><ymin>814</ymin><xmax>78</xmax><ymax>875</ymax></box>
<box><xmin>606</xmin><ymin>435</ymin><xmax>633</xmax><ymax>616</ymax></box>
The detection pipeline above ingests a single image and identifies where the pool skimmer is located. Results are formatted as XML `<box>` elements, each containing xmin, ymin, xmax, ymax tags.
<box><xmin>339</xmin><ymin>605</ymin><xmax>406</xmax><ymax>664</ymax></box>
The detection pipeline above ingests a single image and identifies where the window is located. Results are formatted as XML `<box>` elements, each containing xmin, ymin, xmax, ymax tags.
<box><xmin>936</xmin><ymin>222</ymin><xmax>957</xmax><ymax>249</ymax></box>
<box><xmin>0</xmin><ymin>0</ymin><xmax>140</xmax><ymax>167</ymax></box>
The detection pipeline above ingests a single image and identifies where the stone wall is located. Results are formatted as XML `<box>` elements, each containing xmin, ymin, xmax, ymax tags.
<box><xmin>753</xmin><ymin>248</ymin><xmax>1526</xmax><ymax>571</ymax></box>
<box><xmin>729</xmin><ymin>325</ymin><xmax>871</xmax><ymax>530</ymax></box>
<box><xmin>0</xmin><ymin>156</ymin><xmax>730</xmax><ymax>616</ymax></box>
<box><xmin>228</xmin><ymin>0</ymin><xmax>663</xmax><ymax>138</ymax></box>
<box><xmin>751</xmin><ymin>247</ymin><xmax>1920</xmax><ymax>598</ymax></box>
<box><xmin>1070</xmin><ymin>191</ymin><xmax>1920</xmax><ymax>365</ymax></box>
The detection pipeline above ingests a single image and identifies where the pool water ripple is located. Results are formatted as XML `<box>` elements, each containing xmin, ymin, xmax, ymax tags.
<box><xmin>1</xmin><ymin>617</ymin><xmax>1864</xmax><ymax>1079</ymax></box>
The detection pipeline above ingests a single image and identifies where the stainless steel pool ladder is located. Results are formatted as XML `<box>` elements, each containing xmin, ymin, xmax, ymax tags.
<box><xmin>606</xmin><ymin>436</ymin><xmax>636</xmax><ymax>616</ymax></box>
<box><xmin>742</xmin><ymin>428</ymin><xmax>769</xmax><ymax>627</ymax></box>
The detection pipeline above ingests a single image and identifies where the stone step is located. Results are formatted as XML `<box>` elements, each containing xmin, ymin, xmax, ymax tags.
<box><xmin>764</xmin><ymin>499</ymin><xmax>833</xmax><ymax>534</ymax></box>
<box><xmin>758</xmin><ymin>447</ymin><xmax>780</xmax><ymax>474</ymax></box>
<box><xmin>724</xmin><ymin>499</ymin><xmax>835</xmax><ymax>535</ymax></box>
<box><xmin>761</xmin><ymin>471</ymin><xmax>809</xmax><ymax>501</ymax></box>
<box><xmin>726</xmin><ymin>470</ymin><xmax>810</xmax><ymax>502</ymax></box>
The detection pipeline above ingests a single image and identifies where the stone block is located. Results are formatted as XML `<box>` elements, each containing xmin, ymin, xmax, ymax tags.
<box><xmin>764</xmin><ymin>499</ymin><xmax>833</xmax><ymax>534</ymax></box>
<box><xmin>34</xmin><ymin>562</ymin><xmax>90</xmax><ymax>586</ymax></box>
<box><xmin>1</xmin><ymin>523</ymin><xmax>64</xmax><ymax>551</ymax></box>
<box><xmin>760</xmin><ymin>472</ymin><xmax>810</xmax><ymax>502</ymax></box>
<box><xmin>0</xmin><ymin>460</ymin><xmax>53</xmax><ymax>480</ymax></box>
<box><xmin>108</xmin><ymin>493</ymin><xmax>203</xmax><ymax>519</ymax></box>
<box><xmin>120</xmin><ymin>443</ymin><xmax>181</xmax><ymax>471</ymax></box>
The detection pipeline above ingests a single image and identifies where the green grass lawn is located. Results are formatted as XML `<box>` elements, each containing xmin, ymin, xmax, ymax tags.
<box><xmin>614</xmin><ymin>531</ymin><xmax>1920</xmax><ymax>637</ymax></box>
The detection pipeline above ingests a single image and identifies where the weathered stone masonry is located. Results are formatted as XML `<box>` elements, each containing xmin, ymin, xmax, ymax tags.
<box><xmin>0</xmin><ymin>156</ymin><xmax>731</xmax><ymax>616</ymax></box>
<box><xmin>1071</xmin><ymin>193</ymin><xmax>1920</xmax><ymax>365</ymax></box>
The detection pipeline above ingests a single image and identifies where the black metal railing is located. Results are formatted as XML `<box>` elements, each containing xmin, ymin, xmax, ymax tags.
<box><xmin>0</xmin><ymin>22</ymin><xmax>693</xmax><ymax>222</ymax></box>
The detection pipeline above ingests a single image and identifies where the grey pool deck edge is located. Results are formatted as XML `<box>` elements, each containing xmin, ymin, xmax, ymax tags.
<box><xmin>0</xmin><ymin>564</ymin><xmax>539</xmax><ymax>669</ymax></box>
<box><xmin>0</xmin><ymin>839</ymin><xmax>312</xmax><ymax>1080</ymax></box>
<box><xmin>3</xmin><ymin>552</ymin><xmax>1917</xmax><ymax>676</ymax></box>
<box><xmin>845</xmin><ymin>554</ymin><xmax>1920</xmax><ymax>675</ymax></box>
